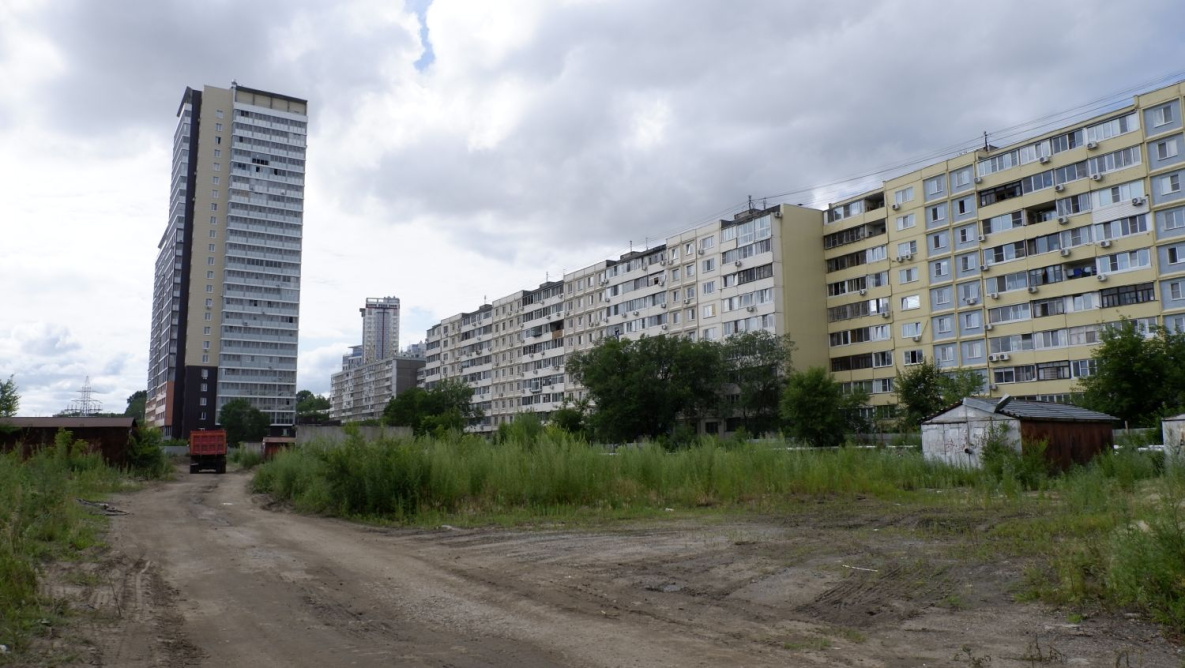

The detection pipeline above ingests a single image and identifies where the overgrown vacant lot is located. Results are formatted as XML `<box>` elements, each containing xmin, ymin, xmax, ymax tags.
<box><xmin>255</xmin><ymin>431</ymin><xmax>1185</xmax><ymax>649</ymax></box>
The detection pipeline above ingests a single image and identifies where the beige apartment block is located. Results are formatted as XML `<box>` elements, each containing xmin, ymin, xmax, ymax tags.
<box><xmin>823</xmin><ymin>81</ymin><xmax>1185</xmax><ymax>416</ymax></box>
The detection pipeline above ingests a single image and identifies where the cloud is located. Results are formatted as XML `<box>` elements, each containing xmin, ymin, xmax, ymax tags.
<box><xmin>4</xmin><ymin>0</ymin><xmax>1185</xmax><ymax>415</ymax></box>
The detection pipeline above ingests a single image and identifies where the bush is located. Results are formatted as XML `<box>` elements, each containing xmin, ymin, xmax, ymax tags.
<box><xmin>229</xmin><ymin>448</ymin><xmax>264</xmax><ymax>470</ymax></box>
<box><xmin>125</xmin><ymin>427</ymin><xmax>172</xmax><ymax>479</ymax></box>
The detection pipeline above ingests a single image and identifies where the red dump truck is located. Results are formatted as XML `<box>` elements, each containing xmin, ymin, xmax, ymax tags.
<box><xmin>189</xmin><ymin>429</ymin><xmax>227</xmax><ymax>474</ymax></box>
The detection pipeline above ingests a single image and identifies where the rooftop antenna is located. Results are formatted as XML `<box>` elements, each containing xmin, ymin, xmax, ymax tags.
<box><xmin>747</xmin><ymin>195</ymin><xmax>754</xmax><ymax>211</ymax></box>
<box><xmin>66</xmin><ymin>376</ymin><xmax>102</xmax><ymax>417</ymax></box>
<box><xmin>983</xmin><ymin>131</ymin><xmax>989</xmax><ymax>152</ymax></box>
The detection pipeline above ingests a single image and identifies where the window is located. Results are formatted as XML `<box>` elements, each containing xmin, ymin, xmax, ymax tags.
<box><xmin>700</xmin><ymin>236</ymin><xmax>715</xmax><ymax>250</ymax></box>
<box><xmin>205</xmin><ymin>298</ymin><xmax>213</xmax><ymax>307</ymax></box>
<box><xmin>950</xmin><ymin>167</ymin><xmax>973</xmax><ymax>192</ymax></box>
<box><xmin>961</xmin><ymin>311</ymin><xmax>982</xmax><ymax>329</ymax></box>
<box><xmin>701</xmin><ymin>304</ymin><xmax>716</xmax><ymax>318</ymax></box>
<box><xmin>872</xmin><ymin>351</ymin><xmax>893</xmax><ymax>368</ymax></box>
<box><xmin>685</xmin><ymin>263</ymin><xmax>695</xmax><ymax>278</ymax></box>
<box><xmin>958</xmin><ymin>253</ymin><xmax>977</xmax><ymax>272</ymax></box>
<box><xmin>215</xmin><ymin>110</ymin><xmax>224</xmax><ymax>119</ymax></box>
<box><xmin>1157</xmin><ymin>141</ymin><xmax>1179</xmax><ymax>161</ymax></box>
<box><xmin>199</xmin><ymin>397</ymin><xmax>207</xmax><ymax>407</ymax></box>
<box><xmin>901</xmin><ymin>322</ymin><xmax>921</xmax><ymax>337</ymax></box>
<box><xmin>215</xmin><ymin>136</ymin><xmax>221</xmax><ymax>144</ymax></box>
<box><xmin>215</xmin><ymin>122</ymin><xmax>223</xmax><ymax>132</ymax></box>
<box><xmin>1162</xmin><ymin>207</ymin><xmax>1185</xmax><ymax>231</ymax></box>
<box><xmin>686</xmin><ymin>308</ymin><xmax>695</xmax><ymax>321</ymax></box>
<box><xmin>702</xmin><ymin>258</ymin><xmax>716</xmax><ymax>272</ymax></box>
<box><xmin>684</xmin><ymin>242</ymin><xmax>694</xmax><ymax>255</ymax></box>
<box><xmin>1169</xmin><ymin>247</ymin><xmax>1183</xmax><ymax>265</ymax></box>
<box><xmin>903</xmin><ymin>349</ymin><xmax>924</xmax><ymax>365</ymax></box>
<box><xmin>212</xmin><ymin>176</ymin><xmax>220</xmax><ymax>186</ymax></box>
<box><xmin>202</xmin><ymin>340</ymin><xmax>210</xmax><ymax>350</ymax></box>
<box><xmin>1171</xmin><ymin>281</ymin><xmax>1184</xmax><ymax>300</ymax></box>
<box><xmin>934</xmin><ymin>315</ymin><xmax>954</xmax><ymax>334</ymax></box>
<box><xmin>897</xmin><ymin>240</ymin><xmax>917</xmax><ymax>257</ymax></box>
<box><xmin>203</xmin><ymin>327</ymin><xmax>211</xmax><ymax>335</ymax></box>
<box><xmin>671</xmin><ymin>267</ymin><xmax>680</xmax><ymax>281</ymax></box>
<box><xmin>899</xmin><ymin>267</ymin><xmax>919</xmax><ymax>283</ymax></box>
<box><xmin>896</xmin><ymin>214</ymin><xmax>916</xmax><ymax>230</ymax></box>
<box><xmin>962</xmin><ymin>340</ymin><xmax>984</xmax><ymax>359</ymax></box>
<box><xmin>214</xmin><ymin>149</ymin><xmax>221</xmax><ymax>158</ymax></box>
<box><xmin>934</xmin><ymin>344</ymin><xmax>956</xmax><ymax>364</ymax></box>
<box><xmin>702</xmin><ymin>327</ymin><xmax>718</xmax><ymax>341</ymax></box>
<box><xmin>901</xmin><ymin>295</ymin><xmax>920</xmax><ymax>310</ymax></box>
<box><xmin>929</xmin><ymin>231</ymin><xmax>949</xmax><ymax>252</ymax></box>
<box><xmin>1154</xmin><ymin>105</ymin><xmax>1174</xmax><ymax>127</ymax></box>
<box><xmin>210</xmin><ymin>202</ymin><xmax>217</xmax><ymax>211</ymax></box>
<box><xmin>206</xmin><ymin>271</ymin><xmax>214</xmax><ymax>279</ymax></box>
<box><xmin>207</xmin><ymin>256</ymin><xmax>215</xmax><ymax>265</ymax></box>
<box><xmin>1161</xmin><ymin>174</ymin><xmax>1181</xmax><ymax>196</ymax></box>
<box><xmin>931</xmin><ymin>286</ymin><xmax>952</xmax><ymax>307</ymax></box>
<box><xmin>702</xmin><ymin>281</ymin><xmax>715</xmax><ymax>295</ymax></box>
<box><xmin>931</xmin><ymin>259</ymin><xmax>950</xmax><ymax>278</ymax></box>
<box><xmin>894</xmin><ymin>186</ymin><xmax>915</xmax><ymax>205</ymax></box>
<box><xmin>924</xmin><ymin>175</ymin><xmax>945</xmax><ymax>201</ymax></box>
<box><xmin>928</xmin><ymin>203</ymin><xmax>947</xmax><ymax>226</ymax></box>
<box><xmin>208</xmin><ymin>244</ymin><xmax>215</xmax><ymax>252</ymax></box>
<box><xmin>209</xmin><ymin>229</ymin><xmax>216</xmax><ymax>238</ymax></box>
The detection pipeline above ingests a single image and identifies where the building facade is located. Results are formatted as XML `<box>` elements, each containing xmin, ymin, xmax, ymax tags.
<box><xmin>146</xmin><ymin>83</ymin><xmax>308</xmax><ymax>438</ymax></box>
<box><xmin>360</xmin><ymin>296</ymin><xmax>400</xmax><ymax>363</ymax></box>
<box><xmin>823</xmin><ymin>81</ymin><xmax>1185</xmax><ymax>413</ymax></box>
<box><xmin>419</xmin><ymin>81</ymin><xmax>1185</xmax><ymax>431</ymax></box>
<box><xmin>330</xmin><ymin>296</ymin><xmax>424</xmax><ymax>423</ymax></box>
<box><xmin>422</xmin><ymin>205</ymin><xmax>828</xmax><ymax>433</ymax></box>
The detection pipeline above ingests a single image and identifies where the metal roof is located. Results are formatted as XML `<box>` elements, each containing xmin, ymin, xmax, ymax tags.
<box><xmin>0</xmin><ymin>417</ymin><xmax>137</xmax><ymax>429</ymax></box>
<box><xmin>925</xmin><ymin>395</ymin><xmax>1117</xmax><ymax>423</ymax></box>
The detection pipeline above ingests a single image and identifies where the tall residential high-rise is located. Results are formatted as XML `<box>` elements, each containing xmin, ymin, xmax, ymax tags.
<box><xmin>361</xmin><ymin>297</ymin><xmax>401</xmax><ymax>363</ymax></box>
<box><xmin>146</xmin><ymin>83</ymin><xmax>308</xmax><ymax>438</ymax></box>
<box><xmin>329</xmin><ymin>296</ymin><xmax>423</xmax><ymax>423</ymax></box>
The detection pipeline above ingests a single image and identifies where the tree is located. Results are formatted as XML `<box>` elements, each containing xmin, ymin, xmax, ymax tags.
<box><xmin>124</xmin><ymin>390</ymin><xmax>147</xmax><ymax>422</ymax></box>
<box><xmin>894</xmin><ymin>360</ymin><xmax>986</xmax><ymax>430</ymax></box>
<box><xmin>566</xmin><ymin>335</ymin><xmax>727</xmax><ymax>442</ymax></box>
<box><xmin>781</xmin><ymin>367</ymin><xmax>868</xmax><ymax>448</ymax></box>
<box><xmin>382</xmin><ymin>379</ymin><xmax>481</xmax><ymax>436</ymax></box>
<box><xmin>722</xmin><ymin>331</ymin><xmax>795</xmax><ymax>434</ymax></box>
<box><xmin>218</xmin><ymin>399</ymin><xmax>270</xmax><ymax>445</ymax></box>
<box><xmin>549</xmin><ymin>399</ymin><xmax>588</xmax><ymax>436</ymax></box>
<box><xmin>295</xmin><ymin>390</ymin><xmax>331</xmax><ymax>423</ymax></box>
<box><xmin>1078</xmin><ymin>320</ymin><xmax>1185</xmax><ymax>426</ymax></box>
<box><xmin>0</xmin><ymin>375</ymin><xmax>18</xmax><ymax>418</ymax></box>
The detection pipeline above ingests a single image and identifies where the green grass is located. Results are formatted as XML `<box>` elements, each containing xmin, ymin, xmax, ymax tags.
<box><xmin>229</xmin><ymin>448</ymin><xmax>265</xmax><ymax>470</ymax></box>
<box><xmin>0</xmin><ymin>431</ymin><xmax>124</xmax><ymax>655</ymax></box>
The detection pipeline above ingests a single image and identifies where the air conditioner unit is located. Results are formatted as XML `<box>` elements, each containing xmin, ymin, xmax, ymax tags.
<box><xmin>621</xmin><ymin>314</ymin><xmax>628</xmax><ymax>319</ymax></box>
<box><xmin>1090</xmin><ymin>174</ymin><xmax>1103</xmax><ymax>182</ymax></box>
<box><xmin>881</xmin><ymin>311</ymin><xmax>891</xmax><ymax>319</ymax></box>
<box><xmin>1057</xmin><ymin>216</ymin><xmax>1070</xmax><ymax>225</ymax></box>
<box><xmin>746</xmin><ymin>306</ymin><xmax>756</xmax><ymax>313</ymax></box>
<box><xmin>661</xmin><ymin>324</ymin><xmax>668</xmax><ymax>330</ymax></box>
<box><xmin>999</xmin><ymin>353</ymin><xmax>1010</xmax><ymax>361</ymax></box>
<box><xmin>989</xmin><ymin>292</ymin><xmax>1000</xmax><ymax>299</ymax></box>
<box><xmin>978</xmin><ymin>234</ymin><xmax>987</xmax><ymax>242</ymax></box>
<box><xmin>858</xmin><ymin>288</ymin><xmax>867</xmax><ymax>296</ymax></box>
<box><xmin>965</xmin><ymin>297</ymin><xmax>978</xmax><ymax>305</ymax></box>
<box><xmin>1097</xmin><ymin>274</ymin><xmax>1108</xmax><ymax>282</ymax></box>
<box><xmin>1099</xmin><ymin>239</ymin><xmax>1112</xmax><ymax>248</ymax></box>
<box><xmin>773</xmin><ymin>210</ymin><xmax>783</xmax><ymax>218</ymax></box>
<box><xmin>912</xmin><ymin>335</ymin><xmax>921</xmax><ymax>342</ymax></box>
<box><xmin>633</xmin><ymin>310</ymin><xmax>640</xmax><ymax>316</ymax></box>
<box><xmin>1054</xmin><ymin>183</ymin><xmax>1066</xmax><ymax>192</ymax></box>
<box><xmin>734</xmin><ymin>260</ymin><xmax>743</xmax><ymax>267</ymax></box>
<box><xmin>684</xmin><ymin>298</ymin><xmax>691</xmax><ymax>305</ymax></box>
<box><xmin>1028</xmin><ymin>286</ymin><xmax>1038</xmax><ymax>294</ymax></box>
<box><xmin>1132</xmin><ymin>197</ymin><xmax>1145</xmax><ymax>206</ymax></box>
<box><xmin>1087</xmin><ymin>141</ymin><xmax>1099</xmax><ymax>150</ymax></box>
<box><xmin>697</xmin><ymin>249</ymin><xmax>705</xmax><ymax>255</ymax></box>
<box><xmin>659</xmin><ymin>259</ymin><xmax>667</xmax><ymax>266</ymax></box>
<box><xmin>1060</xmin><ymin>248</ymin><xmax>1072</xmax><ymax>257</ymax></box>
<box><xmin>981</xmin><ymin>264</ymin><xmax>990</xmax><ymax>272</ymax></box>
<box><xmin>974</xmin><ymin>176</ymin><xmax>984</xmax><ymax>184</ymax></box>
<box><xmin>985</xmin><ymin>323</ymin><xmax>994</xmax><ymax>330</ymax></box>
<box><xmin>904</xmin><ymin>253</ymin><xmax>914</xmax><ymax>261</ymax></box>
<box><xmin>660</xmin><ymin>303</ymin><xmax>667</xmax><ymax>309</ymax></box>
<box><xmin>895</xmin><ymin>255</ymin><xmax>904</xmax><ymax>263</ymax></box>
<box><xmin>988</xmin><ymin>354</ymin><xmax>999</xmax><ymax>362</ymax></box>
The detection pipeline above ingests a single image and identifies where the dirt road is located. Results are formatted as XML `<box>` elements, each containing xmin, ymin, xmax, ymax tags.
<box><xmin>60</xmin><ymin>470</ymin><xmax>1180</xmax><ymax>667</ymax></box>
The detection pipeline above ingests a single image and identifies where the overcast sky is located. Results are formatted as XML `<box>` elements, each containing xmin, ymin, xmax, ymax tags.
<box><xmin>3</xmin><ymin>0</ymin><xmax>1185</xmax><ymax>416</ymax></box>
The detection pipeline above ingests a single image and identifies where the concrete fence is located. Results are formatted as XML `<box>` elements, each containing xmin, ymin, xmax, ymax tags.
<box><xmin>295</xmin><ymin>425</ymin><xmax>413</xmax><ymax>446</ymax></box>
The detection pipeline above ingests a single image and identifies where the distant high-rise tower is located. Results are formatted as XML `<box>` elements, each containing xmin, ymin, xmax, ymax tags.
<box><xmin>361</xmin><ymin>297</ymin><xmax>401</xmax><ymax>363</ymax></box>
<box><xmin>146</xmin><ymin>83</ymin><xmax>308</xmax><ymax>438</ymax></box>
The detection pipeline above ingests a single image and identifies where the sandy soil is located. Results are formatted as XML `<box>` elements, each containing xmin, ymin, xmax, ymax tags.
<box><xmin>37</xmin><ymin>469</ymin><xmax>1184</xmax><ymax>667</ymax></box>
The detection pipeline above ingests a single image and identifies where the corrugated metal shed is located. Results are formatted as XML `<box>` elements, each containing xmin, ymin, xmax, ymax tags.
<box><xmin>922</xmin><ymin>396</ymin><xmax>1116</xmax><ymax>470</ymax></box>
<box><xmin>0</xmin><ymin>417</ymin><xmax>138</xmax><ymax>466</ymax></box>
<box><xmin>2</xmin><ymin>417</ymin><xmax>136</xmax><ymax>429</ymax></box>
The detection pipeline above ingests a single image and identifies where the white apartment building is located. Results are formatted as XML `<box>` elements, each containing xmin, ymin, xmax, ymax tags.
<box><xmin>330</xmin><ymin>296</ymin><xmax>422</xmax><ymax>423</ymax></box>
<box><xmin>360</xmin><ymin>296</ymin><xmax>400</xmax><ymax>363</ymax></box>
